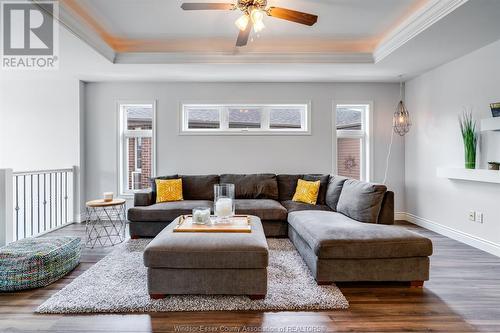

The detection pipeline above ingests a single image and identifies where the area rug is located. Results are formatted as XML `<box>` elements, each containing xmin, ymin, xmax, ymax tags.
<box><xmin>36</xmin><ymin>239</ymin><xmax>349</xmax><ymax>313</ymax></box>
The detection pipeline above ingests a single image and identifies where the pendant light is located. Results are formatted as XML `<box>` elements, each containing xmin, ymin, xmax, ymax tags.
<box><xmin>383</xmin><ymin>76</ymin><xmax>411</xmax><ymax>184</ymax></box>
<box><xmin>393</xmin><ymin>78</ymin><xmax>411</xmax><ymax>136</ymax></box>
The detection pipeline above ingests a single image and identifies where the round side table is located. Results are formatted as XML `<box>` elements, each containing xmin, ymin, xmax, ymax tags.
<box><xmin>85</xmin><ymin>198</ymin><xmax>127</xmax><ymax>248</ymax></box>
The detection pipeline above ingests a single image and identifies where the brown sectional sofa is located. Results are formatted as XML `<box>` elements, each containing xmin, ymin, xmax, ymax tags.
<box><xmin>129</xmin><ymin>173</ymin><xmax>432</xmax><ymax>284</ymax></box>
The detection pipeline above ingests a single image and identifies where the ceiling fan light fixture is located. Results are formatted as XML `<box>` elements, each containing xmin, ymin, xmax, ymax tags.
<box><xmin>235</xmin><ymin>14</ymin><xmax>250</xmax><ymax>31</ymax></box>
<box><xmin>253</xmin><ymin>19</ymin><xmax>265</xmax><ymax>32</ymax></box>
<box><xmin>250</xmin><ymin>7</ymin><xmax>265</xmax><ymax>23</ymax></box>
<box><xmin>250</xmin><ymin>7</ymin><xmax>265</xmax><ymax>32</ymax></box>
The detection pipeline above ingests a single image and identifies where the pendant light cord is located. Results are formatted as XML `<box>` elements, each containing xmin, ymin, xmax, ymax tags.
<box><xmin>382</xmin><ymin>128</ymin><xmax>394</xmax><ymax>185</ymax></box>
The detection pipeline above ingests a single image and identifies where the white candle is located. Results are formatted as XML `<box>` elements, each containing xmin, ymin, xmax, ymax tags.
<box><xmin>103</xmin><ymin>192</ymin><xmax>113</xmax><ymax>202</ymax></box>
<box><xmin>215</xmin><ymin>198</ymin><xmax>233</xmax><ymax>218</ymax></box>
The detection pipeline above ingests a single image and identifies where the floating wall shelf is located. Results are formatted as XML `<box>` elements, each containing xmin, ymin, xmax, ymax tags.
<box><xmin>480</xmin><ymin>117</ymin><xmax>500</xmax><ymax>131</ymax></box>
<box><xmin>437</xmin><ymin>167</ymin><xmax>500</xmax><ymax>184</ymax></box>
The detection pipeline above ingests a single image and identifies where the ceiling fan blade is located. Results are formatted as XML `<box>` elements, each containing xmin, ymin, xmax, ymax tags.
<box><xmin>181</xmin><ymin>3</ymin><xmax>234</xmax><ymax>10</ymax></box>
<box><xmin>267</xmin><ymin>7</ymin><xmax>318</xmax><ymax>26</ymax></box>
<box><xmin>235</xmin><ymin>23</ymin><xmax>252</xmax><ymax>47</ymax></box>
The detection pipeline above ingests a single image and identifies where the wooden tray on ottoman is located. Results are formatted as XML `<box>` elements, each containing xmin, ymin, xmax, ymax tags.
<box><xmin>173</xmin><ymin>215</ymin><xmax>251</xmax><ymax>233</ymax></box>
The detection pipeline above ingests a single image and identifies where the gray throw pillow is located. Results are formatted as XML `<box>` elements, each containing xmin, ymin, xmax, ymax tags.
<box><xmin>337</xmin><ymin>179</ymin><xmax>387</xmax><ymax>223</ymax></box>
<box><xmin>325</xmin><ymin>175</ymin><xmax>348</xmax><ymax>211</ymax></box>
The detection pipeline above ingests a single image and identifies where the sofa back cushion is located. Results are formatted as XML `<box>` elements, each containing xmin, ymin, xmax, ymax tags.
<box><xmin>325</xmin><ymin>175</ymin><xmax>348</xmax><ymax>211</ymax></box>
<box><xmin>150</xmin><ymin>174</ymin><xmax>178</xmax><ymax>202</ymax></box>
<box><xmin>277</xmin><ymin>174</ymin><xmax>303</xmax><ymax>201</ymax></box>
<box><xmin>219</xmin><ymin>174</ymin><xmax>279</xmax><ymax>200</ymax></box>
<box><xmin>378</xmin><ymin>191</ymin><xmax>395</xmax><ymax>225</ymax></box>
<box><xmin>302</xmin><ymin>174</ymin><xmax>330</xmax><ymax>205</ymax></box>
<box><xmin>337</xmin><ymin>179</ymin><xmax>387</xmax><ymax>223</ymax></box>
<box><xmin>181</xmin><ymin>175</ymin><xmax>220</xmax><ymax>201</ymax></box>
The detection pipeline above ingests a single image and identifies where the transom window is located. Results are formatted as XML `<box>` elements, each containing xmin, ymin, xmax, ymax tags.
<box><xmin>119</xmin><ymin>102</ymin><xmax>156</xmax><ymax>195</ymax></box>
<box><xmin>335</xmin><ymin>103</ymin><xmax>371</xmax><ymax>181</ymax></box>
<box><xmin>181</xmin><ymin>103</ymin><xmax>309</xmax><ymax>134</ymax></box>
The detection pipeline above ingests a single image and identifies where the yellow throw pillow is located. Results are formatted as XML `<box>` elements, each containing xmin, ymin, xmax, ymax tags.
<box><xmin>155</xmin><ymin>178</ymin><xmax>183</xmax><ymax>203</ymax></box>
<box><xmin>292</xmin><ymin>179</ymin><xmax>320</xmax><ymax>205</ymax></box>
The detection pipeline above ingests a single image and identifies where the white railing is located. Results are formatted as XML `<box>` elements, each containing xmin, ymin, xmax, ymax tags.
<box><xmin>0</xmin><ymin>166</ymin><xmax>78</xmax><ymax>246</ymax></box>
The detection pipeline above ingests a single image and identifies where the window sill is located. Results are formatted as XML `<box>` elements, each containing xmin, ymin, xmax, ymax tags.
<box><xmin>178</xmin><ymin>131</ymin><xmax>311</xmax><ymax>136</ymax></box>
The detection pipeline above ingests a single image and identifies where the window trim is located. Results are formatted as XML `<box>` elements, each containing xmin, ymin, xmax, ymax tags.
<box><xmin>117</xmin><ymin>100</ymin><xmax>157</xmax><ymax>197</ymax></box>
<box><xmin>332</xmin><ymin>101</ymin><xmax>373</xmax><ymax>182</ymax></box>
<box><xmin>179</xmin><ymin>101</ymin><xmax>311</xmax><ymax>136</ymax></box>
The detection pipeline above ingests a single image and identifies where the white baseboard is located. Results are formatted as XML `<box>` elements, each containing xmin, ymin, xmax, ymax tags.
<box><xmin>397</xmin><ymin>212</ymin><xmax>500</xmax><ymax>257</ymax></box>
<box><xmin>73</xmin><ymin>213</ymin><xmax>84</xmax><ymax>223</ymax></box>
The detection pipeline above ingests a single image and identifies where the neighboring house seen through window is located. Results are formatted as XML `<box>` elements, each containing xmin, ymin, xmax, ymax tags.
<box><xmin>119</xmin><ymin>103</ymin><xmax>155</xmax><ymax>195</ymax></box>
<box><xmin>181</xmin><ymin>104</ymin><xmax>309</xmax><ymax>134</ymax></box>
<box><xmin>335</xmin><ymin>104</ymin><xmax>371</xmax><ymax>181</ymax></box>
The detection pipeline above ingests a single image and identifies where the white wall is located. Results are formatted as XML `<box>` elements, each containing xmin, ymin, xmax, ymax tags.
<box><xmin>405</xmin><ymin>39</ymin><xmax>500</xmax><ymax>255</ymax></box>
<box><xmin>84</xmin><ymin>82</ymin><xmax>405</xmax><ymax>209</ymax></box>
<box><xmin>0</xmin><ymin>79</ymin><xmax>81</xmax><ymax>171</ymax></box>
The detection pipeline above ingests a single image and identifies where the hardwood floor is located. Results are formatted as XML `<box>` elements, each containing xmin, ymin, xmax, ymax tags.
<box><xmin>1</xmin><ymin>221</ymin><xmax>500</xmax><ymax>332</ymax></box>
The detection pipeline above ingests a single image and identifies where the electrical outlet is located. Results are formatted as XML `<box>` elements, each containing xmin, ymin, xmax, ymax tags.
<box><xmin>468</xmin><ymin>211</ymin><xmax>476</xmax><ymax>221</ymax></box>
<box><xmin>477</xmin><ymin>212</ymin><xmax>484</xmax><ymax>224</ymax></box>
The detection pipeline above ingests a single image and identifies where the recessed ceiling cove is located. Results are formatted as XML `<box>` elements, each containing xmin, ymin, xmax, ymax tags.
<box><xmin>53</xmin><ymin>0</ymin><xmax>473</xmax><ymax>64</ymax></box>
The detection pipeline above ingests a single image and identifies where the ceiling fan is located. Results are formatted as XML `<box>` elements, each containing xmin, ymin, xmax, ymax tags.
<box><xmin>180</xmin><ymin>0</ymin><xmax>318</xmax><ymax>47</ymax></box>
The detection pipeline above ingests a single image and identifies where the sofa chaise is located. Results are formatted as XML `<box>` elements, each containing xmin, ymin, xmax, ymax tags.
<box><xmin>129</xmin><ymin>173</ymin><xmax>432</xmax><ymax>285</ymax></box>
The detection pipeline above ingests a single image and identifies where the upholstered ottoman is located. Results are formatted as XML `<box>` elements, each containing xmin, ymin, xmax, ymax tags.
<box><xmin>0</xmin><ymin>237</ymin><xmax>81</xmax><ymax>291</ymax></box>
<box><xmin>143</xmin><ymin>215</ymin><xmax>268</xmax><ymax>299</ymax></box>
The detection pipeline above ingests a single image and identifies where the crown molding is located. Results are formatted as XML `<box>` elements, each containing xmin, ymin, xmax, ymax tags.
<box><xmin>46</xmin><ymin>0</ymin><xmax>468</xmax><ymax>65</ymax></box>
<box><xmin>114</xmin><ymin>52</ymin><xmax>374</xmax><ymax>64</ymax></box>
<box><xmin>57</xmin><ymin>4</ymin><xmax>116</xmax><ymax>63</ymax></box>
<box><xmin>373</xmin><ymin>0</ymin><xmax>469</xmax><ymax>63</ymax></box>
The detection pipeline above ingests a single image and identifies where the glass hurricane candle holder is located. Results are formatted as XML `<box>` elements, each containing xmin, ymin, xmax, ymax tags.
<box><xmin>192</xmin><ymin>207</ymin><xmax>211</xmax><ymax>225</ymax></box>
<box><xmin>214</xmin><ymin>184</ymin><xmax>235</xmax><ymax>222</ymax></box>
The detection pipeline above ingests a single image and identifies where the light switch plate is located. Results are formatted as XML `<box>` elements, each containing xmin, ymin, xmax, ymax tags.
<box><xmin>468</xmin><ymin>211</ymin><xmax>476</xmax><ymax>221</ymax></box>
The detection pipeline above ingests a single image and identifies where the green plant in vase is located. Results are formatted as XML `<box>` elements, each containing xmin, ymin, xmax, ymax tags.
<box><xmin>459</xmin><ymin>111</ymin><xmax>478</xmax><ymax>169</ymax></box>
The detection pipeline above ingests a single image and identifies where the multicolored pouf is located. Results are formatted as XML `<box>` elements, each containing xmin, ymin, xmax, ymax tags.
<box><xmin>0</xmin><ymin>236</ymin><xmax>81</xmax><ymax>291</ymax></box>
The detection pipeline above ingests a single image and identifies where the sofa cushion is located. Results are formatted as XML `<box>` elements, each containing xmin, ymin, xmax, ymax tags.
<box><xmin>277</xmin><ymin>174</ymin><xmax>303</xmax><ymax>201</ymax></box>
<box><xmin>292</xmin><ymin>179</ymin><xmax>321</xmax><ymax>205</ymax></box>
<box><xmin>220</xmin><ymin>174</ymin><xmax>278</xmax><ymax>200</ymax></box>
<box><xmin>337</xmin><ymin>179</ymin><xmax>387</xmax><ymax>223</ymax></box>
<box><xmin>128</xmin><ymin>200</ymin><xmax>213</xmax><ymax>222</ymax></box>
<box><xmin>144</xmin><ymin>216</ymin><xmax>268</xmax><ymax>269</ymax></box>
<box><xmin>155</xmin><ymin>178</ymin><xmax>183</xmax><ymax>203</ymax></box>
<box><xmin>302</xmin><ymin>174</ymin><xmax>330</xmax><ymax>205</ymax></box>
<box><xmin>150</xmin><ymin>174</ymin><xmax>178</xmax><ymax>202</ymax></box>
<box><xmin>234</xmin><ymin>199</ymin><xmax>287</xmax><ymax>221</ymax></box>
<box><xmin>325</xmin><ymin>175</ymin><xmax>348</xmax><ymax>211</ymax></box>
<box><xmin>288</xmin><ymin>211</ymin><xmax>433</xmax><ymax>259</ymax></box>
<box><xmin>281</xmin><ymin>200</ymin><xmax>332</xmax><ymax>213</ymax></box>
<box><xmin>181</xmin><ymin>175</ymin><xmax>219</xmax><ymax>200</ymax></box>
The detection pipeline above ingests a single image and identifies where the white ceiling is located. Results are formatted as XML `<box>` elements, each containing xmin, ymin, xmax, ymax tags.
<box><xmin>82</xmin><ymin>0</ymin><xmax>417</xmax><ymax>40</ymax></box>
<box><xmin>7</xmin><ymin>0</ymin><xmax>500</xmax><ymax>82</ymax></box>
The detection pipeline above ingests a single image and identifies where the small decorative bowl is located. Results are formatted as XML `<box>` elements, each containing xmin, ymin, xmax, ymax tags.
<box><xmin>490</xmin><ymin>103</ymin><xmax>500</xmax><ymax>117</ymax></box>
<box><xmin>192</xmin><ymin>207</ymin><xmax>211</xmax><ymax>224</ymax></box>
<box><xmin>488</xmin><ymin>162</ymin><xmax>500</xmax><ymax>170</ymax></box>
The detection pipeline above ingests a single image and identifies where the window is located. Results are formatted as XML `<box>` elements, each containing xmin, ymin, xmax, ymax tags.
<box><xmin>119</xmin><ymin>102</ymin><xmax>155</xmax><ymax>195</ymax></box>
<box><xmin>181</xmin><ymin>103</ymin><xmax>309</xmax><ymax>134</ymax></box>
<box><xmin>335</xmin><ymin>103</ymin><xmax>371</xmax><ymax>181</ymax></box>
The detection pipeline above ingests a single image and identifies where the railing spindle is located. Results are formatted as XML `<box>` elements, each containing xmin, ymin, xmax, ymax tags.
<box><xmin>64</xmin><ymin>171</ymin><xmax>68</xmax><ymax>224</ymax></box>
<box><xmin>15</xmin><ymin>176</ymin><xmax>19</xmax><ymax>241</ymax></box>
<box><xmin>60</xmin><ymin>172</ymin><xmax>63</xmax><ymax>227</ymax></box>
<box><xmin>23</xmin><ymin>175</ymin><xmax>26</xmax><ymax>239</ymax></box>
<box><xmin>37</xmin><ymin>174</ymin><xmax>40</xmax><ymax>234</ymax></box>
<box><xmin>30</xmin><ymin>174</ymin><xmax>33</xmax><ymax>236</ymax></box>
<box><xmin>43</xmin><ymin>173</ymin><xmax>47</xmax><ymax>232</ymax></box>
<box><xmin>49</xmin><ymin>173</ymin><xmax>52</xmax><ymax>229</ymax></box>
